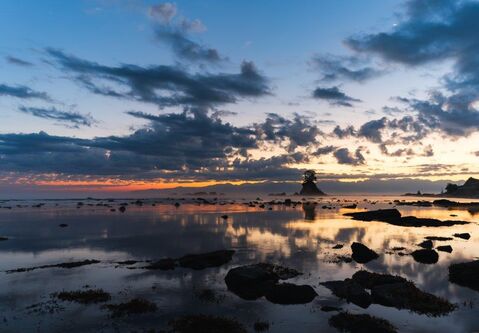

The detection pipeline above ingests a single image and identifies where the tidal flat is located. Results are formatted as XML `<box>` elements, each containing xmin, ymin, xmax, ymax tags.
<box><xmin>0</xmin><ymin>195</ymin><xmax>478</xmax><ymax>332</ymax></box>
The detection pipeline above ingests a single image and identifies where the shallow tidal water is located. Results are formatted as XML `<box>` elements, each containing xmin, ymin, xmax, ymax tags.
<box><xmin>0</xmin><ymin>195</ymin><xmax>478</xmax><ymax>333</ymax></box>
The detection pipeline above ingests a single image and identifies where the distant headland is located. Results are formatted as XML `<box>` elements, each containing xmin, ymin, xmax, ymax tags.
<box><xmin>404</xmin><ymin>177</ymin><xmax>479</xmax><ymax>198</ymax></box>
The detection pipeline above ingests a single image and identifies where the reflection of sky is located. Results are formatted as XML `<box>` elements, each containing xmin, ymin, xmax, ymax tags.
<box><xmin>0</xmin><ymin>199</ymin><xmax>477</xmax><ymax>332</ymax></box>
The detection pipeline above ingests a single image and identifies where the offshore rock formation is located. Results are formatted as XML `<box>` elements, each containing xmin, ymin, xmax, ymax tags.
<box><xmin>444</xmin><ymin>177</ymin><xmax>479</xmax><ymax>197</ymax></box>
<box><xmin>299</xmin><ymin>170</ymin><xmax>326</xmax><ymax>196</ymax></box>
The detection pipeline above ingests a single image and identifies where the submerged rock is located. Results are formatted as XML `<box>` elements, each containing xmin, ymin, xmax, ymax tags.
<box><xmin>351</xmin><ymin>242</ymin><xmax>379</xmax><ymax>264</ymax></box>
<box><xmin>411</xmin><ymin>249</ymin><xmax>439</xmax><ymax>264</ymax></box>
<box><xmin>103</xmin><ymin>298</ymin><xmax>157</xmax><ymax>317</ymax></box>
<box><xmin>169</xmin><ymin>315</ymin><xmax>247</xmax><ymax>333</ymax></box>
<box><xmin>344</xmin><ymin>209</ymin><xmax>469</xmax><ymax>227</ymax></box>
<box><xmin>321</xmin><ymin>279</ymin><xmax>372</xmax><ymax>308</ymax></box>
<box><xmin>264</xmin><ymin>283</ymin><xmax>317</xmax><ymax>304</ymax></box>
<box><xmin>55</xmin><ymin>289</ymin><xmax>111</xmax><ymax>304</ymax></box>
<box><xmin>178</xmin><ymin>250</ymin><xmax>235</xmax><ymax>270</ymax></box>
<box><xmin>225</xmin><ymin>263</ymin><xmax>301</xmax><ymax>300</ymax></box>
<box><xmin>329</xmin><ymin>312</ymin><xmax>397</xmax><ymax>333</ymax></box>
<box><xmin>6</xmin><ymin>259</ymin><xmax>100</xmax><ymax>273</ymax></box>
<box><xmin>371</xmin><ymin>282</ymin><xmax>454</xmax><ymax>316</ymax></box>
<box><xmin>143</xmin><ymin>258</ymin><xmax>176</xmax><ymax>270</ymax></box>
<box><xmin>449</xmin><ymin>260</ymin><xmax>479</xmax><ymax>291</ymax></box>
<box><xmin>351</xmin><ymin>270</ymin><xmax>406</xmax><ymax>289</ymax></box>
<box><xmin>437</xmin><ymin>245</ymin><xmax>453</xmax><ymax>253</ymax></box>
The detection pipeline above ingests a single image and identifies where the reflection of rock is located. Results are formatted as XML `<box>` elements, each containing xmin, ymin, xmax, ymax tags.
<box><xmin>449</xmin><ymin>260</ymin><xmax>479</xmax><ymax>291</ymax></box>
<box><xmin>351</xmin><ymin>242</ymin><xmax>379</xmax><ymax>264</ymax></box>
<box><xmin>453</xmin><ymin>232</ymin><xmax>470</xmax><ymax>240</ymax></box>
<box><xmin>302</xmin><ymin>203</ymin><xmax>316</xmax><ymax>220</ymax></box>
<box><xmin>264</xmin><ymin>283</ymin><xmax>317</xmax><ymax>304</ymax></box>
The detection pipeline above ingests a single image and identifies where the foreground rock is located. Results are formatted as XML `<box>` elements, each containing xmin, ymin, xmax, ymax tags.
<box><xmin>224</xmin><ymin>263</ymin><xmax>314</xmax><ymax>303</ymax></box>
<box><xmin>453</xmin><ymin>233</ymin><xmax>471</xmax><ymax>240</ymax></box>
<box><xmin>321</xmin><ymin>279</ymin><xmax>372</xmax><ymax>308</ymax></box>
<box><xmin>437</xmin><ymin>245</ymin><xmax>453</xmax><ymax>253</ymax></box>
<box><xmin>411</xmin><ymin>249</ymin><xmax>439</xmax><ymax>264</ymax></box>
<box><xmin>169</xmin><ymin>315</ymin><xmax>247</xmax><ymax>333</ymax></box>
<box><xmin>324</xmin><ymin>271</ymin><xmax>454</xmax><ymax>316</ymax></box>
<box><xmin>449</xmin><ymin>260</ymin><xmax>479</xmax><ymax>291</ymax></box>
<box><xmin>329</xmin><ymin>312</ymin><xmax>397</xmax><ymax>333</ymax></box>
<box><xmin>351</xmin><ymin>242</ymin><xmax>379</xmax><ymax>263</ymax></box>
<box><xmin>344</xmin><ymin>209</ymin><xmax>469</xmax><ymax>227</ymax></box>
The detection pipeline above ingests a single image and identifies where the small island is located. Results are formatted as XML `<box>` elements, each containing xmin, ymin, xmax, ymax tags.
<box><xmin>299</xmin><ymin>170</ymin><xmax>326</xmax><ymax>196</ymax></box>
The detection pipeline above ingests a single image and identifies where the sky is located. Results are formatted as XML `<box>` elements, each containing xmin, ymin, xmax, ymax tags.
<box><xmin>1</xmin><ymin>0</ymin><xmax>479</xmax><ymax>196</ymax></box>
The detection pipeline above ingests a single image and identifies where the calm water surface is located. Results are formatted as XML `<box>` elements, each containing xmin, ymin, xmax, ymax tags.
<box><xmin>0</xmin><ymin>195</ymin><xmax>478</xmax><ymax>332</ymax></box>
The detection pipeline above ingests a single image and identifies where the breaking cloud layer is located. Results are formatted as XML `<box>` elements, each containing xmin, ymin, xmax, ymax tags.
<box><xmin>311</xmin><ymin>54</ymin><xmax>383</xmax><ymax>83</ymax></box>
<box><xmin>0</xmin><ymin>83</ymin><xmax>50</xmax><ymax>101</ymax></box>
<box><xmin>18</xmin><ymin>106</ymin><xmax>94</xmax><ymax>128</ymax></box>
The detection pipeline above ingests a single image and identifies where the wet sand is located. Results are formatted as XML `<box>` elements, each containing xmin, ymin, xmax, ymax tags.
<box><xmin>0</xmin><ymin>196</ymin><xmax>478</xmax><ymax>332</ymax></box>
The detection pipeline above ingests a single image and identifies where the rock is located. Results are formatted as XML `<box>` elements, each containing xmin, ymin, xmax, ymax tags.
<box><xmin>371</xmin><ymin>282</ymin><xmax>454</xmax><ymax>315</ymax></box>
<box><xmin>178</xmin><ymin>250</ymin><xmax>235</xmax><ymax>270</ymax></box>
<box><xmin>418</xmin><ymin>240</ymin><xmax>433</xmax><ymax>249</ymax></box>
<box><xmin>119</xmin><ymin>206</ymin><xmax>126</xmax><ymax>213</ymax></box>
<box><xmin>411</xmin><ymin>249</ymin><xmax>439</xmax><ymax>264</ymax></box>
<box><xmin>225</xmin><ymin>263</ymin><xmax>301</xmax><ymax>300</ymax></box>
<box><xmin>58</xmin><ymin>223</ymin><xmax>68</xmax><ymax>228</ymax></box>
<box><xmin>174</xmin><ymin>202</ymin><xmax>180</xmax><ymax>208</ymax></box>
<box><xmin>0</xmin><ymin>237</ymin><xmax>9</xmax><ymax>241</ymax></box>
<box><xmin>221</xmin><ymin>215</ymin><xmax>228</xmax><ymax>219</ymax></box>
<box><xmin>343</xmin><ymin>204</ymin><xmax>357</xmax><ymax>209</ymax></box>
<box><xmin>143</xmin><ymin>258</ymin><xmax>176</xmax><ymax>270</ymax></box>
<box><xmin>437</xmin><ymin>245</ymin><xmax>453</xmax><ymax>253</ymax></box>
<box><xmin>321</xmin><ymin>279</ymin><xmax>372</xmax><ymax>308</ymax></box>
<box><xmin>351</xmin><ymin>271</ymin><xmax>407</xmax><ymax>289</ymax></box>
<box><xmin>6</xmin><ymin>259</ymin><xmax>100</xmax><ymax>273</ymax></box>
<box><xmin>103</xmin><ymin>298</ymin><xmax>157</xmax><ymax>317</ymax></box>
<box><xmin>329</xmin><ymin>312</ymin><xmax>397</xmax><ymax>333</ymax></box>
<box><xmin>351</xmin><ymin>242</ymin><xmax>379</xmax><ymax>263</ymax></box>
<box><xmin>169</xmin><ymin>315</ymin><xmax>247</xmax><ymax>333</ymax></box>
<box><xmin>55</xmin><ymin>289</ymin><xmax>111</xmax><ymax>304</ymax></box>
<box><xmin>264</xmin><ymin>283</ymin><xmax>317</xmax><ymax>304</ymax></box>
<box><xmin>449</xmin><ymin>260</ymin><xmax>479</xmax><ymax>291</ymax></box>
<box><xmin>332</xmin><ymin>244</ymin><xmax>343</xmax><ymax>249</ymax></box>
<box><xmin>453</xmin><ymin>233</ymin><xmax>471</xmax><ymax>240</ymax></box>
<box><xmin>344</xmin><ymin>209</ymin><xmax>401</xmax><ymax>222</ymax></box>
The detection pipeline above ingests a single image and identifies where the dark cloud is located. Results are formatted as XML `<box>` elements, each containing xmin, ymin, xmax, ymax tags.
<box><xmin>333</xmin><ymin>147</ymin><xmax>365</xmax><ymax>165</ymax></box>
<box><xmin>313</xmin><ymin>145</ymin><xmax>336</xmax><ymax>156</ymax></box>
<box><xmin>311</xmin><ymin>54</ymin><xmax>382</xmax><ymax>82</ymax></box>
<box><xmin>154</xmin><ymin>29</ymin><xmax>225</xmax><ymax>63</ymax></box>
<box><xmin>333</xmin><ymin>125</ymin><xmax>355</xmax><ymax>139</ymax></box>
<box><xmin>46</xmin><ymin>48</ymin><xmax>270</xmax><ymax>108</ymax></box>
<box><xmin>5</xmin><ymin>56</ymin><xmax>33</xmax><ymax>67</ymax></box>
<box><xmin>0</xmin><ymin>83</ymin><xmax>50</xmax><ymax>101</ymax></box>
<box><xmin>312</xmin><ymin>86</ymin><xmax>361</xmax><ymax>107</ymax></box>
<box><xmin>18</xmin><ymin>106</ymin><xmax>94</xmax><ymax>128</ymax></box>
<box><xmin>357</xmin><ymin>117</ymin><xmax>388</xmax><ymax>143</ymax></box>
<box><xmin>256</xmin><ymin>113</ymin><xmax>321</xmax><ymax>151</ymax></box>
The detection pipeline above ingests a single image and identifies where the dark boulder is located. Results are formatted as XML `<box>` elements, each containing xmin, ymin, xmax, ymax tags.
<box><xmin>321</xmin><ymin>279</ymin><xmax>372</xmax><ymax>308</ymax></box>
<box><xmin>453</xmin><ymin>233</ymin><xmax>471</xmax><ymax>240</ymax></box>
<box><xmin>411</xmin><ymin>249</ymin><xmax>439</xmax><ymax>264</ymax></box>
<box><xmin>418</xmin><ymin>240</ymin><xmax>433</xmax><ymax>249</ymax></box>
<box><xmin>351</xmin><ymin>242</ymin><xmax>379</xmax><ymax>263</ymax></box>
<box><xmin>178</xmin><ymin>250</ymin><xmax>235</xmax><ymax>270</ymax></box>
<box><xmin>225</xmin><ymin>263</ymin><xmax>301</xmax><ymax>300</ymax></box>
<box><xmin>344</xmin><ymin>209</ymin><xmax>401</xmax><ymax>222</ymax></box>
<box><xmin>264</xmin><ymin>283</ymin><xmax>317</xmax><ymax>304</ymax></box>
<box><xmin>449</xmin><ymin>260</ymin><xmax>479</xmax><ymax>291</ymax></box>
<box><xmin>437</xmin><ymin>245</ymin><xmax>453</xmax><ymax>253</ymax></box>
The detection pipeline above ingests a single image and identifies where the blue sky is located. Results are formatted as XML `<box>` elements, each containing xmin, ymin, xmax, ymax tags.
<box><xmin>1</xmin><ymin>0</ymin><xmax>478</xmax><ymax>195</ymax></box>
